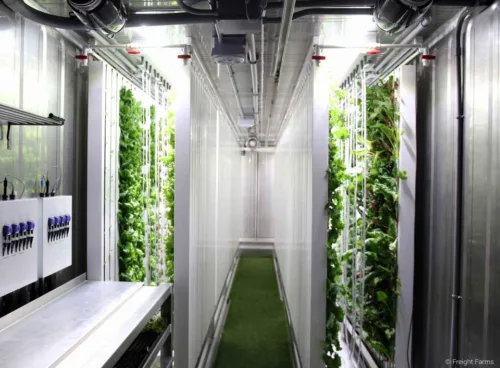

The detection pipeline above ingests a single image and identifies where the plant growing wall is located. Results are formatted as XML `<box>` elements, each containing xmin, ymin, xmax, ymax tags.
<box><xmin>331</xmin><ymin>75</ymin><xmax>401</xmax><ymax>365</ymax></box>
<box><xmin>362</xmin><ymin>76</ymin><xmax>400</xmax><ymax>361</ymax></box>
<box><xmin>324</xmin><ymin>90</ymin><xmax>347</xmax><ymax>368</ymax></box>
<box><xmin>118</xmin><ymin>87</ymin><xmax>146</xmax><ymax>282</ymax></box>
<box><xmin>163</xmin><ymin>109</ymin><xmax>175</xmax><ymax>282</ymax></box>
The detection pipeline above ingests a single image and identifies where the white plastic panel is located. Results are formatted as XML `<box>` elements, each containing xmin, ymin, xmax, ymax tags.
<box><xmin>274</xmin><ymin>64</ymin><xmax>314</xmax><ymax>366</ymax></box>
<box><xmin>0</xmin><ymin>199</ymin><xmax>39</xmax><ymax>297</ymax></box>
<box><xmin>38</xmin><ymin>196</ymin><xmax>72</xmax><ymax>278</ymax></box>
<box><xmin>187</xmin><ymin>63</ymin><xmax>241</xmax><ymax>367</ymax></box>
<box><xmin>241</xmin><ymin>152</ymin><xmax>275</xmax><ymax>239</ymax></box>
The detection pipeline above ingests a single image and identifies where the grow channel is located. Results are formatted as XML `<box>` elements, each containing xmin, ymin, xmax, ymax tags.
<box><xmin>325</xmin><ymin>69</ymin><xmax>402</xmax><ymax>367</ymax></box>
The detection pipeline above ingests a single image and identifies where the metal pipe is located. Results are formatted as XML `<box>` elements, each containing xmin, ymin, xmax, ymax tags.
<box><xmin>226</xmin><ymin>65</ymin><xmax>245</xmax><ymax>118</ymax></box>
<box><xmin>90</xmin><ymin>31</ymin><xmax>138</xmax><ymax>72</ymax></box>
<box><xmin>89</xmin><ymin>43</ymin><xmax>186</xmax><ymax>49</ymax></box>
<box><xmin>266</xmin><ymin>0</ymin><xmax>376</xmax><ymax>8</ymax></box>
<box><xmin>292</xmin><ymin>7</ymin><xmax>373</xmax><ymax>18</ymax></box>
<box><xmin>425</xmin><ymin>7</ymin><xmax>469</xmax><ymax>49</ymax></box>
<box><xmin>272</xmin><ymin>0</ymin><xmax>297</xmax><ymax>79</ymax></box>
<box><xmin>176</xmin><ymin>0</ymin><xmax>216</xmax><ymax>15</ymax></box>
<box><xmin>260</xmin><ymin>22</ymin><xmax>265</xmax><ymax>138</ymax></box>
<box><xmin>320</xmin><ymin>42</ymin><xmax>422</xmax><ymax>49</ymax></box>
<box><xmin>249</xmin><ymin>34</ymin><xmax>260</xmax><ymax>125</ymax></box>
<box><xmin>374</xmin><ymin>16</ymin><xmax>430</xmax><ymax>72</ymax></box>
<box><xmin>449</xmin><ymin>9</ymin><xmax>471</xmax><ymax>366</ymax></box>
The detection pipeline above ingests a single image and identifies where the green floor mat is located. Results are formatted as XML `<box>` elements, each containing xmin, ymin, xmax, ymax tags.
<box><xmin>213</xmin><ymin>256</ymin><xmax>294</xmax><ymax>368</ymax></box>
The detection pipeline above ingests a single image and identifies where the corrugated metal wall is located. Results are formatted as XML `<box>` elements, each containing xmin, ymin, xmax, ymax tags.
<box><xmin>241</xmin><ymin>151</ymin><xmax>274</xmax><ymax>239</ymax></box>
<box><xmin>414</xmin><ymin>28</ymin><xmax>458</xmax><ymax>368</ymax></box>
<box><xmin>461</xmin><ymin>5</ymin><xmax>500</xmax><ymax>362</ymax></box>
<box><xmin>0</xmin><ymin>16</ymin><xmax>86</xmax><ymax>292</ymax></box>
<box><xmin>414</xmin><ymin>4</ymin><xmax>500</xmax><ymax>366</ymax></box>
<box><xmin>187</xmin><ymin>63</ymin><xmax>242</xmax><ymax>367</ymax></box>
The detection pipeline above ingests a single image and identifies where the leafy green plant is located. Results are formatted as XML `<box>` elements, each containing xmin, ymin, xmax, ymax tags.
<box><xmin>149</xmin><ymin>105</ymin><xmax>158</xmax><ymax>283</ymax></box>
<box><xmin>118</xmin><ymin>88</ymin><xmax>146</xmax><ymax>282</ymax></box>
<box><xmin>361</xmin><ymin>76</ymin><xmax>400</xmax><ymax>361</ymax></box>
<box><xmin>324</xmin><ymin>90</ymin><xmax>347</xmax><ymax>368</ymax></box>
<box><xmin>162</xmin><ymin>109</ymin><xmax>175</xmax><ymax>282</ymax></box>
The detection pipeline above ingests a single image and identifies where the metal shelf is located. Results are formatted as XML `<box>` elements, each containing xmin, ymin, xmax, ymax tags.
<box><xmin>0</xmin><ymin>102</ymin><xmax>65</xmax><ymax>149</ymax></box>
<box><xmin>0</xmin><ymin>280</ymin><xmax>173</xmax><ymax>368</ymax></box>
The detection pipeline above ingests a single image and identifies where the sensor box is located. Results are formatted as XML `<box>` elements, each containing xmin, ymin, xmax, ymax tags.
<box><xmin>0</xmin><ymin>199</ymin><xmax>39</xmax><ymax>298</ymax></box>
<box><xmin>38</xmin><ymin>196</ymin><xmax>72</xmax><ymax>278</ymax></box>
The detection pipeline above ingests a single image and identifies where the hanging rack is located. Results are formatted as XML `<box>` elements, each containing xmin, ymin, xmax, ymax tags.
<box><xmin>0</xmin><ymin>102</ymin><xmax>65</xmax><ymax>150</ymax></box>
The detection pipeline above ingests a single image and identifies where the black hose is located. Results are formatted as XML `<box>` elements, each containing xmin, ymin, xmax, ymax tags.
<box><xmin>264</xmin><ymin>7</ymin><xmax>373</xmax><ymax>22</ymax></box>
<box><xmin>176</xmin><ymin>0</ymin><xmax>217</xmax><ymax>15</ymax></box>
<box><xmin>3</xmin><ymin>0</ymin><xmax>87</xmax><ymax>29</ymax></box>
<box><xmin>126</xmin><ymin>12</ymin><xmax>217</xmax><ymax>27</ymax></box>
<box><xmin>0</xmin><ymin>1</ymin><xmax>15</xmax><ymax>22</ymax></box>
<box><xmin>449</xmin><ymin>9</ymin><xmax>470</xmax><ymax>367</ymax></box>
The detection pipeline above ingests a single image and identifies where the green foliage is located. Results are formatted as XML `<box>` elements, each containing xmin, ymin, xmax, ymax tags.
<box><xmin>149</xmin><ymin>105</ymin><xmax>158</xmax><ymax>283</ymax></box>
<box><xmin>324</xmin><ymin>90</ymin><xmax>346</xmax><ymax>368</ymax></box>
<box><xmin>162</xmin><ymin>109</ymin><xmax>175</xmax><ymax>282</ymax></box>
<box><xmin>118</xmin><ymin>88</ymin><xmax>146</xmax><ymax>282</ymax></box>
<box><xmin>362</xmin><ymin>76</ymin><xmax>400</xmax><ymax>362</ymax></box>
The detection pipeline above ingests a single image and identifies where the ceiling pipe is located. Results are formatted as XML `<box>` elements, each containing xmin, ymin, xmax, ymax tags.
<box><xmin>272</xmin><ymin>0</ymin><xmax>297</xmax><ymax>80</ymax></box>
<box><xmin>5</xmin><ymin>1</ymin><xmax>375</xmax><ymax>30</ymax></box>
<box><xmin>248</xmin><ymin>34</ymin><xmax>260</xmax><ymax>126</ymax></box>
<box><xmin>373</xmin><ymin>15</ymin><xmax>430</xmax><ymax>73</ymax></box>
<box><xmin>226</xmin><ymin>65</ymin><xmax>246</xmax><ymax>118</ymax></box>
<box><xmin>176</xmin><ymin>0</ymin><xmax>217</xmax><ymax>15</ymax></box>
<box><xmin>260</xmin><ymin>22</ymin><xmax>265</xmax><ymax>138</ymax></box>
<box><xmin>264</xmin><ymin>7</ymin><xmax>374</xmax><ymax>23</ymax></box>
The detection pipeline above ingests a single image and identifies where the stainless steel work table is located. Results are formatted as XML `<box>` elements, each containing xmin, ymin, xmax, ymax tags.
<box><xmin>0</xmin><ymin>277</ymin><xmax>173</xmax><ymax>368</ymax></box>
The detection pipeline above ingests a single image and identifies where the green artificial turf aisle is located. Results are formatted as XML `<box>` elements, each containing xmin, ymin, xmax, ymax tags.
<box><xmin>214</xmin><ymin>256</ymin><xmax>293</xmax><ymax>368</ymax></box>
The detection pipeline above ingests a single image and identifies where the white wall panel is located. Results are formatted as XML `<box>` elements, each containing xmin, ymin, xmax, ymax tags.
<box><xmin>241</xmin><ymin>151</ymin><xmax>274</xmax><ymax>239</ymax></box>
<box><xmin>275</xmin><ymin>66</ymin><xmax>313</xmax><ymax>366</ymax></box>
<box><xmin>176</xmin><ymin>62</ymin><xmax>241</xmax><ymax>368</ymax></box>
<box><xmin>273</xmin><ymin>62</ymin><xmax>328</xmax><ymax>368</ymax></box>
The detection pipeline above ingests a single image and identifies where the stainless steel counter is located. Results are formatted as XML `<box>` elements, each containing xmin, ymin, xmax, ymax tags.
<box><xmin>0</xmin><ymin>280</ymin><xmax>172</xmax><ymax>368</ymax></box>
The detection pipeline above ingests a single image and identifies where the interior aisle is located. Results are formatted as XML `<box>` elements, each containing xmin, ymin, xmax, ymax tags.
<box><xmin>213</xmin><ymin>256</ymin><xmax>293</xmax><ymax>368</ymax></box>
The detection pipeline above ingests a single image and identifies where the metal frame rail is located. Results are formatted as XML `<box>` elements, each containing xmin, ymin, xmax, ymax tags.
<box><xmin>0</xmin><ymin>102</ymin><xmax>65</xmax><ymax>150</ymax></box>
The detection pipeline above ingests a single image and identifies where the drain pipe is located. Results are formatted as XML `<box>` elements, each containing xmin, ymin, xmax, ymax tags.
<box><xmin>449</xmin><ymin>9</ymin><xmax>471</xmax><ymax>367</ymax></box>
<box><xmin>249</xmin><ymin>34</ymin><xmax>260</xmax><ymax>126</ymax></box>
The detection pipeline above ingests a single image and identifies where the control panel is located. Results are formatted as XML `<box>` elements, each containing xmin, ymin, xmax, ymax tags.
<box><xmin>0</xmin><ymin>199</ymin><xmax>39</xmax><ymax>298</ymax></box>
<box><xmin>39</xmin><ymin>196</ymin><xmax>72</xmax><ymax>278</ymax></box>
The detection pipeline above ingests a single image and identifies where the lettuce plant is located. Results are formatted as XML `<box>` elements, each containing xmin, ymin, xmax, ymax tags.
<box><xmin>118</xmin><ymin>87</ymin><xmax>146</xmax><ymax>282</ymax></box>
